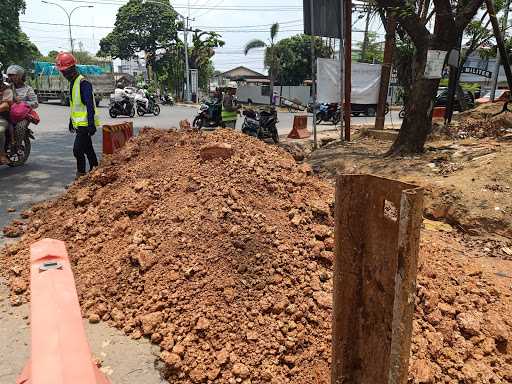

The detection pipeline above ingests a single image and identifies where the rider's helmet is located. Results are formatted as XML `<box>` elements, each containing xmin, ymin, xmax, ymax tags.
<box><xmin>55</xmin><ymin>52</ymin><xmax>77</xmax><ymax>72</ymax></box>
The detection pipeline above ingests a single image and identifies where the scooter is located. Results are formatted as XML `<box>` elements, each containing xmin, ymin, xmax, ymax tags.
<box><xmin>193</xmin><ymin>100</ymin><xmax>223</xmax><ymax>129</ymax></box>
<box><xmin>136</xmin><ymin>95</ymin><xmax>161</xmax><ymax>116</ymax></box>
<box><xmin>109</xmin><ymin>96</ymin><xmax>135</xmax><ymax>118</ymax></box>
<box><xmin>161</xmin><ymin>93</ymin><xmax>175</xmax><ymax>106</ymax></box>
<box><xmin>315</xmin><ymin>103</ymin><xmax>340</xmax><ymax>125</ymax></box>
<box><xmin>241</xmin><ymin>106</ymin><xmax>279</xmax><ymax>144</ymax></box>
<box><xmin>4</xmin><ymin>119</ymin><xmax>36</xmax><ymax>167</ymax></box>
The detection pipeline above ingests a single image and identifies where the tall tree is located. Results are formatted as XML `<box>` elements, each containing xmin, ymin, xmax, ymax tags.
<box><xmin>97</xmin><ymin>0</ymin><xmax>179</xmax><ymax>79</ymax></box>
<box><xmin>244</xmin><ymin>23</ymin><xmax>280</xmax><ymax>104</ymax></box>
<box><xmin>274</xmin><ymin>34</ymin><xmax>332</xmax><ymax>85</ymax></box>
<box><xmin>1</xmin><ymin>0</ymin><xmax>40</xmax><ymax>69</ymax></box>
<box><xmin>356</xmin><ymin>32</ymin><xmax>384</xmax><ymax>63</ymax></box>
<box><xmin>376</xmin><ymin>0</ymin><xmax>484</xmax><ymax>155</ymax></box>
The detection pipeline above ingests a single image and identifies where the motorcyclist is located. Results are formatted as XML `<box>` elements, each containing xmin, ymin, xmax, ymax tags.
<box><xmin>6</xmin><ymin>65</ymin><xmax>38</xmax><ymax>109</ymax></box>
<box><xmin>135</xmin><ymin>87</ymin><xmax>149</xmax><ymax>111</ymax></box>
<box><xmin>0</xmin><ymin>78</ymin><xmax>14</xmax><ymax>164</ymax></box>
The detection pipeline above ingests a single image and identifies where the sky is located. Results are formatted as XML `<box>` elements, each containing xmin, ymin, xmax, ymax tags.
<box><xmin>20</xmin><ymin>0</ymin><xmax>385</xmax><ymax>74</ymax></box>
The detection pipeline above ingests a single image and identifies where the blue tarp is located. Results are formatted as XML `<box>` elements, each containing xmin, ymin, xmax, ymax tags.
<box><xmin>33</xmin><ymin>61</ymin><xmax>105</xmax><ymax>76</ymax></box>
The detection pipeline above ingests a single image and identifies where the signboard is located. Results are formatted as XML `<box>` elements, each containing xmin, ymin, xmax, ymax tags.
<box><xmin>303</xmin><ymin>0</ymin><xmax>343</xmax><ymax>38</ymax></box>
<box><xmin>461</xmin><ymin>67</ymin><xmax>492</xmax><ymax>79</ymax></box>
<box><xmin>424</xmin><ymin>50</ymin><xmax>447</xmax><ymax>79</ymax></box>
<box><xmin>190</xmin><ymin>69</ymin><xmax>198</xmax><ymax>94</ymax></box>
<box><xmin>317</xmin><ymin>59</ymin><xmax>381</xmax><ymax>104</ymax></box>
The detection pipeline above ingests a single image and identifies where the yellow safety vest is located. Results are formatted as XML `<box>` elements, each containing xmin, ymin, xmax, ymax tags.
<box><xmin>70</xmin><ymin>75</ymin><xmax>100</xmax><ymax>128</ymax></box>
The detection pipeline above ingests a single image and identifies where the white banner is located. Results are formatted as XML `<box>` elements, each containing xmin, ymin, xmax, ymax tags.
<box><xmin>316</xmin><ymin>59</ymin><xmax>382</xmax><ymax>104</ymax></box>
<box><xmin>424</xmin><ymin>50</ymin><xmax>447</xmax><ymax>79</ymax></box>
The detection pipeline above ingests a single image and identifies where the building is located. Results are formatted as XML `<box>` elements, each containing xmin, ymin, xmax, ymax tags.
<box><xmin>116</xmin><ymin>57</ymin><xmax>147</xmax><ymax>79</ymax></box>
<box><xmin>210</xmin><ymin>66</ymin><xmax>268</xmax><ymax>89</ymax></box>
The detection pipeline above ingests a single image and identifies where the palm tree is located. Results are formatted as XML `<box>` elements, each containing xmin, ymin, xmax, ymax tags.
<box><xmin>244</xmin><ymin>23</ymin><xmax>280</xmax><ymax>105</ymax></box>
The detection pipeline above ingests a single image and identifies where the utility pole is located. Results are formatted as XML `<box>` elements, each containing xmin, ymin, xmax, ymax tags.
<box><xmin>375</xmin><ymin>13</ymin><xmax>396</xmax><ymax>130</ymax></box>
<box><xmin>41</xmin><ymin>1</ymin><xmax>93</xmax><ymax>53</ymax></box>
<box><xmin>344</xmin><ymin>0</ymin><xmax>352</xmax><ymax>141</ymax></box>
<box><xmin>310</xmin><ymin>0</ymin><xmax>318</xmax><ymax>149</ymax></box>
<box><xmin>183</xmin><ymin>16</ymin><xmax>192</xmax><ymax>102</ymax></box>
<box><xmin>490</xmin><ymin>0</ymin><xmax>511</xmax><ymax>100</ymax></box>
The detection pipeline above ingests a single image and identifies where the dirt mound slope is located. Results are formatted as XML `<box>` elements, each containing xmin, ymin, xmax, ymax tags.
<box><xmin>1</xmin><ymin>128</ymin><xmax>336</xmax><ymax>383</ymax></box>
<box><xmin>2</xmin><ymin>129</ymin><xmax>512</xmax><ymax>383</ymax></box>
<box><xmin>450</xmin><ymin>103</ymin><xmax>512</xmax><ymax>139</ymax></box>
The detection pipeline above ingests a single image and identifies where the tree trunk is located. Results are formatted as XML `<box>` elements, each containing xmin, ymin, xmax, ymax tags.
<box><xmin>388</xmin><ymin>50</ymin><xmax>440</xmax><ymax>155</ymax></box>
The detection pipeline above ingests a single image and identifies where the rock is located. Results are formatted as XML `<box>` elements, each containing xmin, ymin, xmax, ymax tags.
<box><xmin>2</xmin><ymin>225</ymin><xmax>22</xmax><ymax>238</ymax></box>
<box><xmin>410</xmin><ymin>359</ymin><xmax>434</xmax><ymax>383</ymax></box>
<box><xmin>161</xmin><ymin>351</ymin><xmax>181</xmax><ymax>368</ymax></box>
<box><xmin>207</xmin><ymin>367</ymin><xmax>221</xmax><ymax>380</ymax></box>
<box><xmin>74</xmin><ymin>189</ymin><xmax>92</xmax><ymax>206</ymax></box>
<box><xmin>457</xmin><ymin>311</ymin><xmax>483</xmax><ymax>337</ymax></box>
<box><xmin>7</xmin><ymin>207</ymin><xmax>16</xmax><ymax>213</ymax></box>
<box><xmin>232</xmin><ymin>362</ymin><xmax>250</xmax><ymax>379</ymax></box>
<box><xmin>200</xmin><ymin>142</ymin><xmax>233</xmax><ymax>161</ymax></box>
<box><xmin>88</xmin><ymin>314</ymin><xmax>101</xmax><ymax>324</ymax></box>
<box><xmin>313</xmin><ymin>291</ymin><xmax>332</xmax><ymax>309</ymax></box>
<box><xmin>246</xmin><ymin>330</ymin><xmax>258</xmax><ymax>341</ymax></box>
<box><xmin>141</xmin><ymin>312</ymin><xmax>163</xmax><ymax>335</ymax></box>
<box><xmin>151</xmin><ymin>333</ymin><xmax>163</xmax><ymax>344</ymax></box>
<box><xmin>195</xmin><ymin>317</ymin><xmax>210</xmax><ymax>331</ymax></box>
<box><xmin>216</xmin><ymin>348</ymin><xmax>230</xmax><ymax>365</ymax></box>
<box><xmin>111</xmin><ymin>308</ymin><xmax>125</xmax><ymax>322</ymax></box>
<box><xmin>312</xmin><ymin>224</ymin><xmax>331</xmax><ymax>240</ymax></box>
<box><xmin>20</xmin><ymin>210</ymin><xmax>33</xmax><ymax>219</ymax></box>
<box><xmin>11</xmin><ymin>277</ymin><xmax>27</xmax><ymax>294</ymax></box>
<box><xmin>189</xmin><ymin>366</ymin><xmax>207</xmax><ymax>383</ymax></box>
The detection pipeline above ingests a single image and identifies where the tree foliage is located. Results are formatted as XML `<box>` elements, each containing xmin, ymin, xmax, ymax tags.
<box><xmin>0</xmin><ymin>0</ymin><xmax>40</xmax><ymax>70</ymax></box>
<box><xmin>274</xmin><ymin>34</ymin><xmax>332</xmax><ymax>85</ymax></box>
<box><xmin>97</xmin><ymin>0</ymin><xmax>179</xmax><ymax>67</ymax></box>
<box><xmin>356</xmin><ymin>32</ymin><xmax>384</xmax><ymax>63</ymax></box>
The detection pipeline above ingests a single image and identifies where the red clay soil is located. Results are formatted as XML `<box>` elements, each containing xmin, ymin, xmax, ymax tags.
<box><xmin>1</xmin><ymin>129</ymin><xmax>511</xmax><ymax>383</ymax></box>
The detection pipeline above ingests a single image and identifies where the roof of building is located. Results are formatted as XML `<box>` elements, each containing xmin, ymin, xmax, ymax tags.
<box><xmin>217</xmin><ymin>66</ymin><xmax>266</xmax><ymax>79</ymax></box>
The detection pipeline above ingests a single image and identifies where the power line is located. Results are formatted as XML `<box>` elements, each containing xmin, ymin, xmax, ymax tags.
<box><xmin>195</xmin><ymin>19</ymin><xmax>302</xmax><ymax>29</ymax></box>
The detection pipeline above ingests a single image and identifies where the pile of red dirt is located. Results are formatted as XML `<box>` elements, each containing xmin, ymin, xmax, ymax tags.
<box><xmin>1</xmin><ymin>128</ymin><xmax>511</xmax><ymax>383</ymax></box>
<box><xmin>450</xmin><ymin>103</ymin><xmax>512</xmax><ymax>139</ymax></box>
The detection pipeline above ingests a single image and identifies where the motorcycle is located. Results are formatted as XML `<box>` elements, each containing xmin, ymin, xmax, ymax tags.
<box><xmin>5</xmin><ymin>120</ymin><xmax>35</xmax><ymax>167</ymax></box>
<box><xmin>136</xmin><ymin>95</ymin><xmax>161</xmax><ymax>116</ymax></box>
<box><xmin>109</xmin><ymin>96</ymin><xmax>135</xmax><ymax>118</ymax></box>
<box><xmin>160</xmin><ymin>93</ymin><xmax>175</xmax><ymax>106</ymax></box>
<box><xmin>315</xmin><ymin>103</ymin><xmax>341</xmax><ymax>125</ymax></box>
<box><xmin>193</xmin><ymin>100</ymin><xmax>223</xmax><ymax>129</ymax></box>
<box><xmin>241</xmin><ymin>107</ymin><xmax>279</xmax><ymax>144</ymax></box>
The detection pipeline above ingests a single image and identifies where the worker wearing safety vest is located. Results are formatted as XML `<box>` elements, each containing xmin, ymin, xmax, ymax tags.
<box><xmin>55</xmin><ymin>52</ymin><xmax>100</xmax><ymax>179</ymax></box>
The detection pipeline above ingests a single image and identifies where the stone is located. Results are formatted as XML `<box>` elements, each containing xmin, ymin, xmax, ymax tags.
<box><xmin>195</xmin><ymin>317</ymin><xmax>210</xmax><ymax>331</ymax></box>
<box><xmin>216</xmin><ymin>348</ymin><xmax>230</xmax><ymax>365</ymax></box>
<box><xmin>11</xmin><ymin>277</ymin><xmax>27</xmax><ymax>294</ymax></box>
<box><xmin>161</xmin><ymin>351</ymin><xmax>181</xmax><ymax>368</ymax></box>
<box><xmin>313</xmin><ymin>291</ymin><xmax>332</xmax><ymax>309</ymax></box>
<box><xmin>88</xmin><ymin>314</ymin><xmax>101</xmax><ymax>324</ymax></box>
<box><xmin>141</xmin><ymin>311</ymin><xmax>163</xmax><ymax>335</ymax></box>
<box><xmin>200</xmin><ymin>142</ymin><xmax>233</xmax><ymax>161</ymax></box>
<box><xmin>232</xmin><ymin>362</ymin><xmax>250</xmax><ymax>379</ymax></box>
<box><xmin>74</xmin><ymin>189</ymin><xmax>92</xmax><ymax>206</ymax></box>
<box><xmin>457</xmin><ymin>311</ymin><xmax>483</xmax><ymax>337</ymax></box>
<box><xmin>410</xmin><ymin>359</ymin><xmax>434</xmax><ymax>383</ymax></box>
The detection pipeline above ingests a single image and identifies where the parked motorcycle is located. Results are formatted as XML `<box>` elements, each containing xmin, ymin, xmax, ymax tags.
<box><xmin>193</xmin><ymin>100</ymin><xmax>223</xmax><ymax>129</ymax></box>
<box><xmin>136</xmin><ymin>95</ymin><xmax>161</xmax><ymax>116</ymax></box>
<box><xmin>315</xmin><ymin>103</ymin><xmax>340</xmax><ymax>125</ymax></box>
<box><xmin>241</xmin><ymin>107</ymin><xmax>279</xmax><ymax>144</ymax></box>
<box><xmin>109</xmin><ymin>96</ymin><xmax>135</xmax><ymax>118</ymax></box>
<box><xmin>5</xmin><ymin>120</ymin><xmax>35</xmax><ymax>167</ymax></box>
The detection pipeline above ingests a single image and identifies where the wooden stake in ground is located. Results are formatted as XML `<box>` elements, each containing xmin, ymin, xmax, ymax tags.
<box><xmin>332</xmin><ymin>175</ymin><xmax>423</xmax><ymax>383</ymax></box>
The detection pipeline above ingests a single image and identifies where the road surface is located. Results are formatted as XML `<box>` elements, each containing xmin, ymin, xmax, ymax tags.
<box><xmin>0</xmin><ymin>102</ymin><xmax>400</xmax><ymax>240</ymax></box>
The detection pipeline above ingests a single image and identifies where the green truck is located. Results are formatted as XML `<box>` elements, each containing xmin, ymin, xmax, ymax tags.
<box><xmin>31</xmin><ymin>61</ymin><xmax>115</xmax><ymax>106</ymax></box>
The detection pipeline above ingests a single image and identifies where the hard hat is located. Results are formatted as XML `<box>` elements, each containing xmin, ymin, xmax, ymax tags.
<box><xmin>55</xmin><ymin>52</ymin><xmax>77</xmax><ymax>71</ymax></box>
<box><xmin>6</xmin><ymin>64</ymin><xmax>25</xmax><ymax>76</ymax></box>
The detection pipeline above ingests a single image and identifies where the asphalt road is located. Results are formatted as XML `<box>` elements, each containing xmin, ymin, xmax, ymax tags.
<box><xmin>0</xmin><ymin>102</ymin><xmax>400</xmax><ymax>240</ymax></box>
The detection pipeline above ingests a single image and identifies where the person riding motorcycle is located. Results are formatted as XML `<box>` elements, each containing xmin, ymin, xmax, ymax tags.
<box><xmin>0</xmin><ymin>78</ymin><xmax>14</xmax><ymax>164</ymax></box>
<box><xmin>6</xmin><ymin>65</ymin><xmax>38</xmax><ymax>109</ymax></box>
<box><xmin>135</xmin><ymin>86</ymin><xmax>149</xmax><ymax>111</ymax></box>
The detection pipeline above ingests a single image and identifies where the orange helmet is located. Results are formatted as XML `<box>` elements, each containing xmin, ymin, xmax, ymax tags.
<box><xmin>55</xmin><ymin>52</ymin><xmax>77</xmax><ymax>71</ymax></box>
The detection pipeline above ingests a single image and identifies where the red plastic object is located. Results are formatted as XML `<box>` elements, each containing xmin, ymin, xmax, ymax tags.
<box><xmin>287</xmin><ymin>115</ymin><xmax>311</xmax><ymax>139</ymax></box>
<box><xmin>432</xmin><ymin>107</ymin><xmax>446</xmax><ymax>119</ymax></box>
<box><xmin>102</xmin><ymin>122</ymin><xmax>134</xmax><ymax>155</ymax></box>
<box><xmin>16</xmin><ymin>238</ymin><xmax>111</xmax><ymax>384</ymax></box>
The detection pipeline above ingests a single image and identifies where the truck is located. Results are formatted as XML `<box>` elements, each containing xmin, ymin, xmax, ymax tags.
<box><xmin>31</xmin><ymin>61</ymin><xmax>116</xmax><ymax>106</ymax></box>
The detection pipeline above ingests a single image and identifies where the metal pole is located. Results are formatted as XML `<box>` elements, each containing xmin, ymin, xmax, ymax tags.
<box><xmin>490</xmin><ymin>0</ymin><xmax>511</xmax><ymax>100</ymax></box>
<box><xmin>310</xmin><ymin>0</ymin><xmax>317</xmax><ymax>149</ymax></box>
<box><xmin>344</xmin><ymin>0</ymin><xmax>352</xmax><ymax>141</ymax></box>
<box><xmin>376</xmin><ymin>13</ymin><xmax>396</xmax><ymax>130</ymax></box>
<box><xmin>184</xmin><ymin>17</ymin><xmax>191</xmax><ymax>102</ymax></box>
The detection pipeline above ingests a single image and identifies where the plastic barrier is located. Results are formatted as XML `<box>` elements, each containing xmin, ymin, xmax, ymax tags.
<box><xmin>103</xmin><ymin>121</ymin><xmax>133</xmax><ymax>155</ymax></box>
<box><xmin>16</xmin><ymin>238</ymin><xmax>111</xmax><ymax>384</ymax></box>
<box><xmin>287</xmin><ymin>115</ymin><xmax>311</xmax><ymax>139</ymax></box>
<box><xmin>432</xmin><ymin>107</ymin><xmax>446</xmax><ymax>119</ymax></box>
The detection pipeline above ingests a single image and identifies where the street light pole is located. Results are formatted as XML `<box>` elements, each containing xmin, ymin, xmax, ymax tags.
<box><xmin>41</xmin><ymin>1</ymin><xmax>93</xmax><ymax>53</ymax></box>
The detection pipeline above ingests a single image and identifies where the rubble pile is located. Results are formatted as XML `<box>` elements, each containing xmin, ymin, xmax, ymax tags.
<box><xmin>1</xmin><ymin>128</ymin><xmax>511</xmax><ymax>383</ymax></box>
<box><xmin>451</xmin><ymin>103</ymin><xmax>512</xmax><ymax>139</ymax></box>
